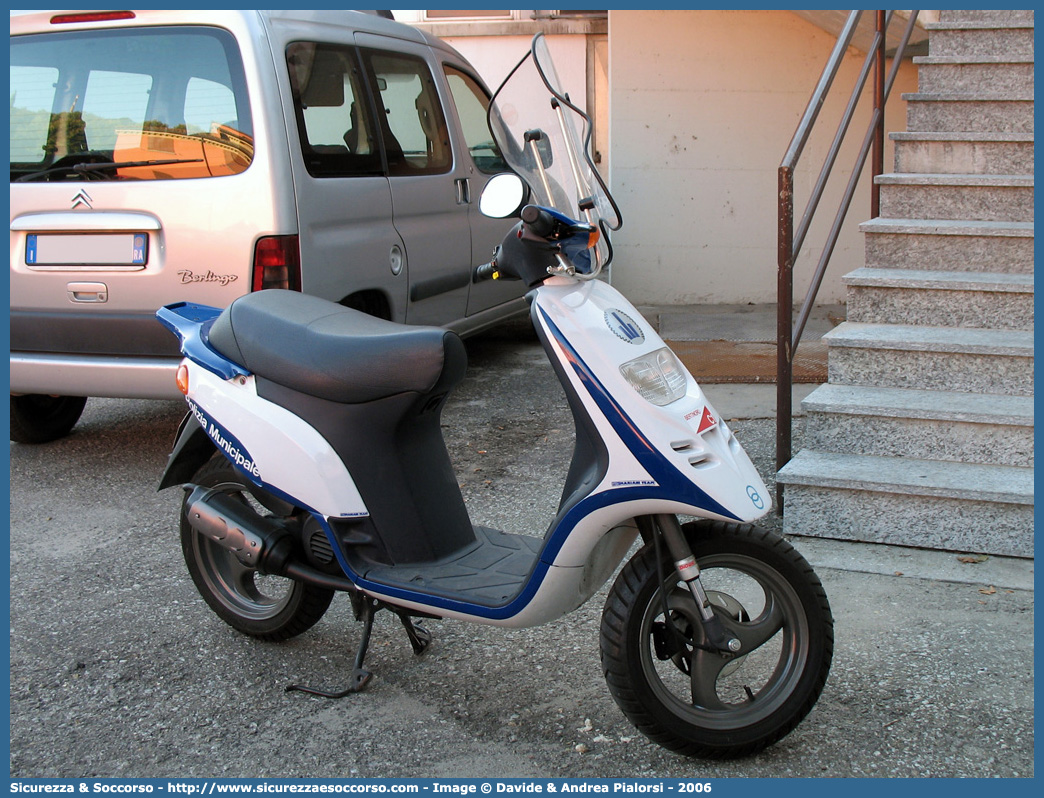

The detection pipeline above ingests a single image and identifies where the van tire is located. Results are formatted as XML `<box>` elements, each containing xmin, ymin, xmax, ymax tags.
<box><xmin>341</xmin><ymin>291</ymin><xmax>391</xmax><ymax>320</ymax></box>
<box><xmin>10</xmin><ymin>395</ymin><xmax>88</xmax><ymax>444</ymax></box>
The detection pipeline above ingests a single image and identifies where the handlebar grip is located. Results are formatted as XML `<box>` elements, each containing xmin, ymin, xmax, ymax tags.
<box><xmin>473</xmin><ymin>261</ymin><xmax>498</xmax><ymax>282</ymax></box>
<box><xmin>521</xmin><ymin>205</ymin><xmax>556</xmax><ymax>238</ymax></box>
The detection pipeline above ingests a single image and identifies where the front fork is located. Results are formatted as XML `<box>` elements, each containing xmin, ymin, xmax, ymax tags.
<box><xmin>639</xmin><ymin>514</ymin><xmax>742</xmax><ymax>654</ymax></box>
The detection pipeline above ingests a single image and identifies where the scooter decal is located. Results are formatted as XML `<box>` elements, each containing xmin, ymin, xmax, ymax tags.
<box><xmin>695</xmin><ymin>406</ymin><xmax>717</xmax><ymax>434</ymax></box>
<box><xmin>747</xmin><ymin>485</ymin><xmax>765</xmax><ymax>510</ymax></box>
<box><xmin>189</xmin><ymin>399</ymin><xmax>262</xmax><ymax>482</ymax></box>
<box><xmin>604</xmin><ymin>309</ymin><xmax>645</xmax><ymax>344</ymax></box>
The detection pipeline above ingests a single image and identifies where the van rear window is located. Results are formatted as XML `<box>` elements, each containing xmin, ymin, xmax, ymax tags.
<box><xmin>10</xmin><ymin>27</ymin><xmax>253</xmax><ymax>182</ymax></box>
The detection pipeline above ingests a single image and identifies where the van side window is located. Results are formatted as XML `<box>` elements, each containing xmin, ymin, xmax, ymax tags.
<box><xmin>444</xmin><ymin>66</ymin><xmax>506</xmax><ymax>175</ymax></box>
<box><xmin>362</xmin><ymin>50</ymin><xmax>452</xmax><ymax>176</ymax></box>
<box><xmin>286</xmin><ymin>42</ymin><xmax>383</xmax><ymax>178</ymax></box>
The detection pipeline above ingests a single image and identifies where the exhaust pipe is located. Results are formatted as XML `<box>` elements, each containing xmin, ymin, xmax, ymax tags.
<box><xmin>182</xmin><ymin>484</ymin><xmax>294</xmax><ymax>574</ymax></box>
<box><xmin>182</xmin><ymin>483</ymin><xmax>362</xmax><ymax>593</ymax></box>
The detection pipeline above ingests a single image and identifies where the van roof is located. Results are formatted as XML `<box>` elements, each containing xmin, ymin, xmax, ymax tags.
<box><xmin>9</xmin><ymin>9</ymin><xmax>450</xmax><ymax>52</ymax></box>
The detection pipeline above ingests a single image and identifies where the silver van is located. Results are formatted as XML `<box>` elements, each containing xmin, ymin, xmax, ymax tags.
<box><xmin>10</xmin><ymin>9</ymin><xmax>526</xmax><ymax>442</ymax></box>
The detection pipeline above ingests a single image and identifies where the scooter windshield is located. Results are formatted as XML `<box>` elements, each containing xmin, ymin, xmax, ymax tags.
<box><xmin>488</xmin><ymin>34</ymin><xmax>622</xmax><ymax>275</ymax></box>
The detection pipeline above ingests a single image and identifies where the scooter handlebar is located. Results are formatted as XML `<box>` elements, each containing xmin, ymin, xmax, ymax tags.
<box><xmin>520</xmin><ymin>204</ymin><xmax>556</xmax><ymax>238</ymax></box>
<box><xmin>473</xmin><ymin>208</ymin><xmax>565</xmax><ymax>287</ymax></box>
<box><xmin>473</xmin><ymin>259</ymin><xmax>499</xmax><ymax>282</ymax></box>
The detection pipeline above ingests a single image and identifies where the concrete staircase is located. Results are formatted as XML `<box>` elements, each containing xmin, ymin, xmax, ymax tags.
<box><xmin>777</xmin><ymin>9</ymin><xmax>1034</xmax><ymax>558</ymax></box>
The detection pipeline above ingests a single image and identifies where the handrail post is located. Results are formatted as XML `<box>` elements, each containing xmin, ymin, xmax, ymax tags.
<box><xmin>871</xmin><ymin>10</ymin><xmax>887</xmax><ymax>217</ymax></box>
<box><xmin>776</xmin><ymin>10</ymin><xmax>920</xmax><ymax>510</ymax></box>
<box><xmin>776</xmin><ymin>165</ymin><xmax>794</xmax><ymax>511</ymax></box>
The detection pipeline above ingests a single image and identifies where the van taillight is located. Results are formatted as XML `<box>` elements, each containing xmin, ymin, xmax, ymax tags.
<box><xmin>51</xmin><ymin>11</ymin><xmax>136</xmax><ymax>24</ymax></box>
<box><xmin>252</xmin><ymin>236</ymin><xmax>301</xmax><ymax>292</ymax></box>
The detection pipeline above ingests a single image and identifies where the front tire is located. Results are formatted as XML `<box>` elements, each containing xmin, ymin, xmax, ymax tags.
<box><xmin>181</xmin><ymin>456</ymin><xmax>335</xmax><ymax>641</ymax></box>
<box><xmin>600</xmin><ymin>520</ymin><xmax>833</xmax><ymax>758</ymax></box>
<box><xmin>10</xmin><ymin>394</ymin><xmax>87</xmax><ymax>443</ymax></box>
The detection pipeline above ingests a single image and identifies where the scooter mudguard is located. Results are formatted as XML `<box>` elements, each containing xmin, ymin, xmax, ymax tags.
<box><xmin>157</xmin><ymin>411</ymin><xmax>213</xmax><ymax>490</ymax></box>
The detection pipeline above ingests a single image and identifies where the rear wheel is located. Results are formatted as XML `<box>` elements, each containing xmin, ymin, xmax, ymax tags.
<box><xmin>181</xmin><ymin>456</ymin><xmax>335</xmax><ymax>641</ymax></box>
<box><xmin>10</xmin><ymin>394</ymin><xmax>87</xmax><ymax>443</ymax></box>
<box><xmin>600</xmin><ymin>520</ymin><xmax>833</xmax><ymax>758</ymax></box>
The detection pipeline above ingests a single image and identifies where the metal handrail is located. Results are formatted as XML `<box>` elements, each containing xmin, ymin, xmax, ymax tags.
<box><xmin>776</xmin><ymin>10</ymin><xmax>921</xmax><ymax>508</ymax></box>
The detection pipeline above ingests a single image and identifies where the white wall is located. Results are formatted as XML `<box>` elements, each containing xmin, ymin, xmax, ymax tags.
<box><xmin>608</xmin><ymin>10</ymin><xmax>919</xmax><ymax>305</ymax></box>
<box><xmin>440</xmin><ymin>33</ymin><xmax>590</xmax><ymax>114</ymax></box>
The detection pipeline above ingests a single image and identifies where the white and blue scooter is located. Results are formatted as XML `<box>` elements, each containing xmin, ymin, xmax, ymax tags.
<box><xmin>157</xmin><ymin>35</ymin><xmax>832</xmax><ymax>759</ymax></box>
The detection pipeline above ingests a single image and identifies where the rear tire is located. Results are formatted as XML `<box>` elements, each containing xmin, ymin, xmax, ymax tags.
<box><xmin>10</xmin><ymin>394</ymin><xmax>87</xmax><ymax>443</ymax></box>
<box><xmin>600</xmin><ymin>520</ymin><xmax>833</xmax><ymax>758</ymax></box>
<box><xmin>181</xmin><ymin>456</ymin><xmax>335</xmax><ymax>641</ymax></box>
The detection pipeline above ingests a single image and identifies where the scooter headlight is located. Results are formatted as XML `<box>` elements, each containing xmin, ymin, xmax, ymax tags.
<box><xmin>620</xmin><ymin>347</ymin><xmax>688</xmax><ymax>406</ymax></box>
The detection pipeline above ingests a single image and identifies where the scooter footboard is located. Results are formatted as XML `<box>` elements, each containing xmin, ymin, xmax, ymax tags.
<box><xmin>354</xmin><ymin>521</ymin><xmax>640</xmax><ymax>627</ymax></box>
<box><xmin>356</xmin><ymin>526</ymin><xmax>543</xmax><ymax>606</ymax></box>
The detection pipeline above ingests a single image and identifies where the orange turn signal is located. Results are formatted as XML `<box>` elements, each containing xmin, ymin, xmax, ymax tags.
<box><xmin>176</xmin><ymin>364</ymin><xmax>190</xmax><ymax>396</ymax></box>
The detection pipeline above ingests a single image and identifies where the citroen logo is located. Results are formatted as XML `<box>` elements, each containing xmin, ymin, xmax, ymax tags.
<box><xmin>71</xmin><ymin>189</ymin><xmax>93</xmax><ymax>210</ymax></box>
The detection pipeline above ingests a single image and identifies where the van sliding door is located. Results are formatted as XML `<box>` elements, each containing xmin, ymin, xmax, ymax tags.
<box><xmin>356</xmin><ymin>33</ymin><xmax>472</xmax><ymax>326</ymax></box>
<box><xmin>285</xmin><ymin>40</ymin><xmax>406</xmax><ymax>318</ymax></box>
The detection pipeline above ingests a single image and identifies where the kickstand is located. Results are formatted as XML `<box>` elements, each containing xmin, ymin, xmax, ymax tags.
<box><xmin>393</xmin><ymin>608</ymin><xmax>432</xmax><ymax>655</ymax></box>
<box><xmin>285</xmin><ymin>596</ymin><xmax>434</xmax><ymax>699</ymax></box>
<box><xmin>285</xmin><ymin>597</ymin><xmax>377</xmax><ymax>699</ymax></box>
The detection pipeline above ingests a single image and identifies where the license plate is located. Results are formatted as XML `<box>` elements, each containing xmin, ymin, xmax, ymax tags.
<box><xmin>25</xmin><ymin>233</ymin><xmax>148</xmax><ymax>267</ymax></box>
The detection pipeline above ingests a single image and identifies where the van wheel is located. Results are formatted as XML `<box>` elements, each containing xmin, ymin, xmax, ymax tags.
<box><xmin>341</xmin><ymin>291</ymin><xmax>390</xmax><ymax>320</ymax></box>
<box><xmin>10</xmin><ymin>395</ymin><xmax>88</xmax><ymax>444</ymax></box>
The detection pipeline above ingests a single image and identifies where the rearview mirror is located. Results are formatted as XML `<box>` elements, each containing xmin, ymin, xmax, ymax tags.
<box><xmin>478</xmin><ymin>173</ymin><xmax>528</xmax><ymax>219</ymax></box>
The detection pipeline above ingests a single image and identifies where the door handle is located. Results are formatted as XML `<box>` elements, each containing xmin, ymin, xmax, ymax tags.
<box><xmin>455</xmin><ymin>178</ymin><xmax>471</xmax><ymax>205</ymax></box>
<box><xmin>67</xmin><ymin>281</ymin><xmax>108</xmax><ymax>303</ymax></box>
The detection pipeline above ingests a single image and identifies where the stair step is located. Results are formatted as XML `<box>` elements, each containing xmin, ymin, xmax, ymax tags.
<box><xmin>800</xmin><ymin>383</ymin><xmax>1034</xmax><ymax>467</ymax></box>
<box><xmin>778</xmin><ymin>451</ymin><xmax>1034</xmax><ymax>557</ymax></box>
<box><xmin>861</xmin><ymin>218</ymin><xmax>1034</xmax><ymax>274</ymax></box>
<box><xmin>924</xmin><ymin>21</ymin><xmax>1035</xmax><ymax>60</ymax></box>
<box><xmin>904</xmin><ymin>92</ymin><xmax>1033</xmax><ymax>134</ymax></box>
<box><xmin>913</xmin><ymin>55</ymin><xmax>1034</xmax><ymax>94</ymax></box>
<box><xmin>824</xmin><ymin>322</ymin><xmax>1034</xmax><ymax>396</ymax></box>
<box><xmin>892</xmin><ymin>132</ymin><xmax>1034</xmax><ymax>174</ymax></box>
<box><xmin>877</xmin><ymin>173</ymin><xmax>1033</xmax><ymax>223</ymax></box>
<box><xmin>843</xmin><ymin>267</ymin><xmax>1034</xmax><ymax>329</ymax></box>
<box><xmin>939</xmin><ymin>10</ymin><xmax>1035</xmax><ymax>26</ymax></box>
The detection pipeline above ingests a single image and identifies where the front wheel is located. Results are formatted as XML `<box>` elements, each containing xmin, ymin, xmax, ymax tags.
<box><xmin>600</xmin><ymin>520</ymin><xmax>833</xmax><ymax>758</ymax></box>
<box><xmin>181</xmin><ymin>456</ymin><xmax>335</xmax><ymax>641</ymax></box>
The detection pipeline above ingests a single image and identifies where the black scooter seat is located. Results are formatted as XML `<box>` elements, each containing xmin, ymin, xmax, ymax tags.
<box><xmin>207</xmin><ymin>289</ymin><xmax>465</xmax><ymax>404</ymax></box>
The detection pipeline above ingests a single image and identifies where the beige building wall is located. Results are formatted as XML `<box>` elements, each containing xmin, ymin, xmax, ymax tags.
<box><xmin>607</xmin><ymin>10</ymin><xmax>920</xmax><ymax>305</ymax></box>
